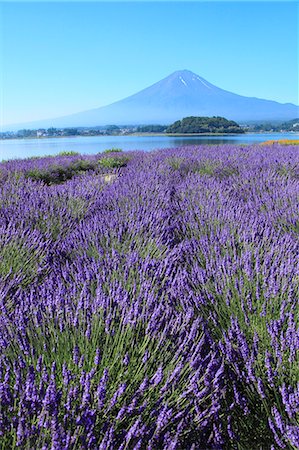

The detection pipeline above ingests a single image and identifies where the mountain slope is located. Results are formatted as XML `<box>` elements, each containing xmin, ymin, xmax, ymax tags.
<box><xmin>7</xmin><ymin>70</ymin><xmax>299</xmax><ymax>129</ymax></box>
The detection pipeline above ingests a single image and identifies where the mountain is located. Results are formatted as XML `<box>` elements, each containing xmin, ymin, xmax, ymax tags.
<box><xmin>6</xmin><ymin>70</ymin><xmax>299</xmax><ymax>129</ymax></box>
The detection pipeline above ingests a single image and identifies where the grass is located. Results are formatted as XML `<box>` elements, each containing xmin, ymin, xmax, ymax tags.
<box><xmin>98</xmin><ymin>155</ymin><xmax>130</xmax><ymax>169</ymax></box>
<box><xmin>24</xmin><ymin>153</ymin><xmax>129</xmax><ymax>185</ymax></box>
<box><xmin>103</xmin><ymin>148</ymin><xmax>123</xmax><ymax>153</ymax></box>
<box><xmin>0</xmin><ymin>235</ymin><xmax>47</xmax><ymax>289</ymax></box>
<box><xmin>25</xmin><ymin>160</ymin><xmax>97</xmax><ymax>184</ymax></box>
<box><xmin>166</xmin><ymin>156</ymin><xmax>239</xmax><ymax>178</ymax></box>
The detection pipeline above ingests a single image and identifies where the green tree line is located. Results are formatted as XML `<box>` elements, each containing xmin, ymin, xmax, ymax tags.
<box><xmin>166</xmin><ymin>116</ymin><xmax>244</xmax><ymax>134</ymax></box>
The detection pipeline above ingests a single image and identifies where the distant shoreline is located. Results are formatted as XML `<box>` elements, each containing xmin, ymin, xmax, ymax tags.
<box><xmin>1</xmin><ymin>131</ymin><xmax>298</xmax><ymax>141</ymax></box>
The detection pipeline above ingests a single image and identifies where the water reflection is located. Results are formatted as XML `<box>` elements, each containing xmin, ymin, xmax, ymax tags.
<box><xmin>0</xmin><ymin>133</ymin><xmax>298</xmax><ymax>160</ymax></box>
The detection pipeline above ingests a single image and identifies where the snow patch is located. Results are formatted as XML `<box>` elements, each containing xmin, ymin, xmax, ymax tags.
<box><xmin>196</xmin><ymin>76</ymin><xmax>211</xmax><ymax>90</ymax></box>
<box><xmin>179</xmin><ymin>76</ymin><xmax>188</xmax><ymax>87</ymax></box>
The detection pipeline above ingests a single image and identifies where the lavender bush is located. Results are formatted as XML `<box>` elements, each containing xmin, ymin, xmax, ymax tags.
<box><xmin>0</xmin><ymin>144</ymin><xmax>298</xmax><ymax>449</ymax></box>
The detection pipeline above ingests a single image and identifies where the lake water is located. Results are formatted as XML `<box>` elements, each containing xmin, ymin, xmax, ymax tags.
<box><xmin>1</xmin><ymin>133</ymin><xmax>298</xmax><ymax>161</ymax></box>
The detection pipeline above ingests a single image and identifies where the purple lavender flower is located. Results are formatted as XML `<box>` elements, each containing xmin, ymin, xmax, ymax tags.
<box><xmin>150</xmin><ymin>367</ymin><xmax>163</xmax><ymax>386</ymax></box>
<box><xmin>1</xmin><ymin>144</ymin><xmax>299</xmax><ymax>447</ymax></box>
<box><xmin>123</xmin><ymin>352</ymin><xmax>130</xmax><ymax>367</ymax></box>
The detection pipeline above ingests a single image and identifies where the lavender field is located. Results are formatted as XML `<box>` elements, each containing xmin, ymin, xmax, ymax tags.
<box><xmin>0</xmin><ymin>144</ymin><xmax>298</xmax><ymax>449</ymax></box>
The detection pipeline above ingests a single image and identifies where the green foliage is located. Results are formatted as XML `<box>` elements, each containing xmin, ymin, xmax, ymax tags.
<box><xmin>4</xmin><ymin>306</ymin><xmax>206</xmax><ymax>449</ymax></box>
<box><xmin>166</xmin><ymin>157</ymin><xmax>239</xmax><ymax>179</ymax></box>
<box><xmin>70</xmin><ymin>159</ymin><xmax>96</xmax><ymax>172</ymax></box>
<box><xmin>25</xmin><ymin>155</ymin><xmax>47</xmax><ymax>160</ymax></box>
<box><xmin>106</xmin><ymin>125</ymin><xmax>120</xmax><ymax>131</ymax></box>
<box><xmin>216</xmin><ymin>164</ymin><xmax>239</xmax><ymax>179</ymax></box>
<box><xmin>98</xmin><ymin>155</ymin><xmax>129</xmax><ymax>169</ymax></box>
<box><xmin>26</xmin><ymin>165</ymin><xmax>74</xmax><ymax>184</ymax></box>
<box><xmin>57</xmin><ymin>150</ymin><xmax>80</xmax><ymax>156</ymax></box>
<box><xmin>25</xmin><ymin>159</ymin><xmax>97</xmax><ymax>185</ymax></box>
<box><xmin>35</xmin><ymin>214</ymin><xmax>65</xmax><ymax>241</ymax></box>
<box><xmin>33</xmin><ymin>196</ymin><xmax>89</xmax><ymax>241</ymax></box>
<box><xmin>278</xmin><ymin>218</ymin><xmax>299</xmax><ymax>234</ymax></box>
<box><xmin>136</xmin><ymin>125</ymin><xmax>167</xmax><ymax>133</ymax></box>
<box><xmin>180</xmin><ymin>207</ymin><xmax>299</xmax><ymax>448</ymax></box>
<box><xmin>17</xmin><ymin>129</ymin><xmax>35</xmax><ymax>138</ymax></box>
<box><xmin>62</xmin><ymin>128</ymin><xmax>79</xmax><ymax>136</ymax></box>
<box><xmin>166</xmin><ymin>116</ymin><xmax>244</xmax><ymax>134</ymax></box>
<box><xmin>165</xmin><ymin>157</ymin><xmax>185</xmax><ymax>170</ymax></box>
<box><xmin>0</xmin><ymin>237</ymin><xmax>46</xmax><ymax>287</ymax></box>
<box><xmin>192</xmin><ymin>160</ymin><xmax>218</xmax><ymax>176</ymax></box>
<box><xmin>165</xmin><ymin>157</ymin><xmax>216</xmax><ymax>175</ymax></box>
<box><xmin>65</xmin><ymin>196</ymin><xmax>88</xmax><ymax>220</ymax></box>
<box><xmin>249</xmin><ymin>118</ymin><xmax>299</xmax><ymax>132</ymax></box>
<box><xmin>276</xmin><ymin>163</ymin><xmax>299</xmax><ymax>179</ymax></box>
<box><xmin>105</xmin><ymin>125</ymin><xmax>120</xmax><ymax>135</ymax></box>
<box><xmin>103</xmin><ymin>148</ymin><xmax>123</xmax><ymax>153</ymax></box>
<box><xmin>47</xmin><ymin>127</ymin><xmax>58</xmax><ymax>136</ymax></box>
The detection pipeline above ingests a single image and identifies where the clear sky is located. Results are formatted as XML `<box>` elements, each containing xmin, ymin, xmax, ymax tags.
<box><xmin>0</xmin><ymin>1</ymin><xmax>298</xmax><ymax>127</ymax></box>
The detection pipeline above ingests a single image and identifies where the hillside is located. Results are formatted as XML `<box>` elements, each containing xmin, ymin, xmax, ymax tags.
<box><xmin>6</xmin><ymin>70</ymin><xmax>298</xmax><ymax>130</ymax></box>
<box><xmin>166</xmin><ymin>116</ymin><xmax>244</xmax><ymax>134</ymax></box>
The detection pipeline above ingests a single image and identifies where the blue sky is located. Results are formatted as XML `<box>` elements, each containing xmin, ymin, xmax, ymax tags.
<box><xmin>1</xmin><ymin>1</ymin><xmax>298</xmax><ymax>127</ymax></box>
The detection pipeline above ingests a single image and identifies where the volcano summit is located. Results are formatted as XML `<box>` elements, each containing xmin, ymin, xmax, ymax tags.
<box><xmin>9</xmin><ymin>70</ymin><xmax>299</xmax><ymax>129</ymax></box>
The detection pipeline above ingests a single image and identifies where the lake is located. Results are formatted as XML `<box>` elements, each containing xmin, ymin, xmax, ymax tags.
<box><xmin>1</xmin><ymin>132</ymin><xmax>298</xmax><ymax>160</ymax></box>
